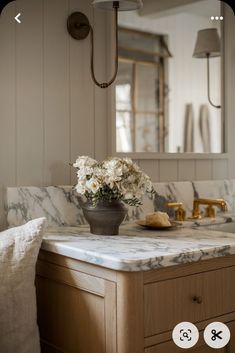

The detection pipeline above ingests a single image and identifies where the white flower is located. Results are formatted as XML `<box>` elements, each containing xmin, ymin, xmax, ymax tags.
<box><xmin>86</xmin><ymin>178</ymin><xmax>100</xmax><ymax>194</ymax></box>
<box><xmin>123</xmin><ymin>157</ymin><xmax>133</xmax><ymax>165</ymax></box>
<box><xmin>145</xmin><ymin>178</ymin><xmax>153</xmax><ymax>192</ymax></box>
<box><xmin>73</xmin><ymin>156</ymin><xmax>97</xmax><ymax>169</ymax></box>
<box><xmin>73</xmin><ymin>155</ymin><xmax>153</xmax><ymax>206</ymax></box>
<box><xmin>75</xmin><ymin>182</ymin><xmax>86</xmax><ymax>195</ymax></box>
<box><xmin>77</xmin><ymin>166</ymin><xmax>94</xmax><ymax>179</ymax></box>
<box><xmin>123</xmin><ymin>192</ymin><xmax>134</xmax><ymax>200</ymax></box>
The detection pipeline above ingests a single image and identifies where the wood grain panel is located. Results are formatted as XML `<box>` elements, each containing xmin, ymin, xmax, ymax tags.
<box><xmin>145</xmin><ymin>320</ymin><xmax>235</xmax><ymax>352</ymax></box>
<box><xmin>144</xmin><ymin>254</ymin><xmax>235</xmax><ymax>284</ymax></box>
<box><xmin>39</xmin><ymin>250</ymin><xmax>117</xmax><ymax>282</ymax></box>
<box><xmin>144</xmin><ymin>312</ymin><xmax>235</xmax><ymax>348</ymax></box>
<box><xmin>144</xmin><ymin>266</ymin><xmax>235</xmax><ymax>337</ymax></box>
<box><xmin>16</xmin><ymin>0</ymin><xmax>44</xmax><ymax>186</ymax></box>
<box><xmin>36</xmin><ymin>276</ymin><xmax>106</xmax><ymax>353</ymax></box>
<box><xmin>43</xmin><ymin>0</ymin><xmax>70</xmax><ymax>185</ymax></box>
<box><xmin>105</xmin><ymin>281</ymin><xmax>117</xmax><ymax>353</ymax></box>
<box><xmin>116</xmin><ymin>272</ymin><xmax>144</xmax><ymax>353</ymax></box>
<box><xmin>37</xmin><ymin>259</ymin><xmax>105</xmax><ymax>295</ymax></box>
<box><xmin>145</xmin><ymin>332</ymin><xmax>231</xmax><ymax>353</ymax></box>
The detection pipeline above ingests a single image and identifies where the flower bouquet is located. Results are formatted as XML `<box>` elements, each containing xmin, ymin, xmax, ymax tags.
<box><xmin>73</xmin><ymin>156</ymin><xmax>153</xmax><ymax>235</ymax></box>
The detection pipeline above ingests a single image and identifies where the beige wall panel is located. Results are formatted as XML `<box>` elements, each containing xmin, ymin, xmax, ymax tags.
<box><xmin>138</xmin><ymin>160</ymin><xmax>160</xmax><ymax>182</ymax></box>
<box><xmin>212</xmin><ymin>159</ymin><xmax>228</xmax><ymax>180</ymax></box>
<box><xmin>224</xmin><ymin>5</ymin><xmax>235</xmax><ymax>179</ymax></box>
<box><xmin>0</xmin><ymin>3</ymin><xmax>16</xmax><ymax>229</ymax></box>
<box><xmin>69</xmin><ymin>0</ymin><xmax>95</xmax><ymax>183</ymax></box>
<box><xmin>93</xmin><ymin>10</ymin><xmax>108</xmax><ymax>162</ymax></box>
<box><xmin>159</xmin><ymin>160</ymin><xmax>178</xmax><ymax>182</ymax></box>
<box><xmin>195</xmin><ymin>160</ymin><xmax>213</xmax><ymax>180</ymax></box>
<box><xmin>178</xmin><ymin>160</ymin><xmax>196</xmax><ymax>181</ymax></box>
<box><xmin>44</xmin><ymin>0</ymin><xmax>70</xmax><ymax>185</ymax></box>
<box><xmin>16</xmin><ymin>0</ymin><xmax>44</xmax><ymax>186</ymax></box>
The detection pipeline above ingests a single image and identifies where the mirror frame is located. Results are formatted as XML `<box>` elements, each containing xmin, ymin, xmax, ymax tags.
<box><xmin>108</xmin><ymin>2</ymin><xmax>227</xmax><ymax>160</ymax></box>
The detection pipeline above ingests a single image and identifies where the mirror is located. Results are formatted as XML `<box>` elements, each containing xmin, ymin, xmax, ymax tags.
<box><xmin>115</xmin><ymin>0</ymin><xmax>223</xmax><ymax>154</ymax></box>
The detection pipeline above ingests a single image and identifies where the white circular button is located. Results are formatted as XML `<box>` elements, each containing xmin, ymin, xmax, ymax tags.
<box><xmin>204</xmin><ymin>322</ymin><xmax>230</xmax><ymax>349</ymax></box>
<box><xmin>172</xmin><ymin>322</ymin><xmax>199</xmax><ymax>349</ymax></box>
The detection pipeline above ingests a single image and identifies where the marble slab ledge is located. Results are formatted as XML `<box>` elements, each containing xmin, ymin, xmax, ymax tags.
<box><xmin>41</xmin><ymin>223</ymin><xmax>235</xmax><ymax>272</ymax></box>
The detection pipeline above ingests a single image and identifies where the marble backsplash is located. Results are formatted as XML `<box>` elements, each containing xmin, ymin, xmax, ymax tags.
<box><xmin>6</xmin><ymin>180</ymin><xmax>235</xmax><ymax>228</ymax></box>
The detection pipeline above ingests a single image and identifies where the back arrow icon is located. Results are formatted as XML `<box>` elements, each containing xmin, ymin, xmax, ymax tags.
<box><xmin>15</xmin><ymin>13</ymin><xmax>21</xmax><ymax>23</ymax></box>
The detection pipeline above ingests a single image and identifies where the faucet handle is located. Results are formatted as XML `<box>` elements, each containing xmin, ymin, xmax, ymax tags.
<box><xmin>166</xmin><ymin>202</ymin><xmax>186</xmax><ymax>221</ymax></box>
<box><xmin>219</xmin><ymin>199</ymin><xmax>228</xmax><ymax>212</ymax></box>
<box><xmin>205</xmin><ymin>205</ymin><xmax>216</xmax><ymax>218</ymax></box>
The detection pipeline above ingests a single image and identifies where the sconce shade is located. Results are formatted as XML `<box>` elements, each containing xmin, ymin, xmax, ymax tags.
<box><xmin>193</xmin><ymin>28</ymin><xmax>220</xmax><ymax>58</ymax></box>
<box><xmin>92</xmin><ymin>0</ymin><xmax>143</xmax><ymax>11</ymax></box>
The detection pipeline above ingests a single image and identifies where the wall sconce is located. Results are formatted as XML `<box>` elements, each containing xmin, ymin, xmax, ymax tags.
<box><xmin>67</xmin><ymin>0</ymin><xmax>143</xmax><ymax>89</ymax></box>
<box><xmin>193</xmin><ymin>28</ymin><xmax>221</xmax><ymax>109</ymax></box>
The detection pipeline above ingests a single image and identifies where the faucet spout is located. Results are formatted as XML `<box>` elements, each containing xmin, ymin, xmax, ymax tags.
<box><xmin>192</xmin><ymin>198</ymin><xmax>227</xmax><ymax>219</ymax></box>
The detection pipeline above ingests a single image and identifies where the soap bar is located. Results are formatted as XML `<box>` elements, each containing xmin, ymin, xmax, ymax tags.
<box><xmin>146</xmin><ymin>212</ymin><xmax>171</xmax><ymax>227</ymax></box>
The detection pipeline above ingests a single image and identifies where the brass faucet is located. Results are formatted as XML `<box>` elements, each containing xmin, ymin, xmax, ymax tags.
<box><xmin>192</xmin><ymin>198</ymin><xmax>227</xmax><ymax>219</ymax></box>
<box><xmin>166</xmin><ymin>202</ymin><xmax>186</xmax><ymax>221</ymax></box>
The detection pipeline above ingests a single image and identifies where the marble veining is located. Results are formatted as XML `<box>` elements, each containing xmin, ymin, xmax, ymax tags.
<box><xmin>6</xmin><ymin>186</ymin><xmax>86</xmax><ymax>227</ymax></box>
<box><xmin>41</xmin><ymin>223</ymin><xmax>235</xmax><ymax>271</ymax></box>
<box><xmin>5</xmin><ymin>180</ymin><xmax>235</xmax><ymax>271</ymax></box>
<box><xmin>6</xmin><ymin>180</ymin><xmax>235</xmax><ymax>228</ymax></box>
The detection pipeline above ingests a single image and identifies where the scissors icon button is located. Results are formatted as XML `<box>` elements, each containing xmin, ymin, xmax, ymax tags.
<box><xmin>204</xmin><ymin>322</ymin><xmax>230</xmax><ymax>348</ymax></box>
<box><xmin>211</xmin><ymin>329</ymin><xmax>223</xmax><ymax>341</ymax></box>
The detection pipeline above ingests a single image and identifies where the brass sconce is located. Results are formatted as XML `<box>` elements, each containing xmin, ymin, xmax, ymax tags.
<box><xmin>67</xmin><ymin>0</ymin><xmax>143</xmax><ymax>89</ymax></box>
<box><xmin>193</xmin><ymin>28</ymin><xmax>221</xmax><ymax>109</ymax></box>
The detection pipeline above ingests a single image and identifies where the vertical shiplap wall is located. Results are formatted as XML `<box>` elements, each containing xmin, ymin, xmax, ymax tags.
<box><xmin>0</xmin><ymin>0</ymin><xmax>108</xmax><ymax>228</ymax></box>
<box><xmin>0</xmin><ymin>1</ymin><xmax>234</xmax><ymax>229</ymax></box>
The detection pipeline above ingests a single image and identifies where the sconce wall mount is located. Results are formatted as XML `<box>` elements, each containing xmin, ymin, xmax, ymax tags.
<box><xmin>67</xmin><ymin>12</ymin><xmax>91</xmax><ymax>40</ymax></box>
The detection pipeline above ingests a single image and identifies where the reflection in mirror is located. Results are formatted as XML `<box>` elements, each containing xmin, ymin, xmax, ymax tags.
<box><xmin>115</xmin><ymin>0</ymin><xmax>222</xmax><ymax>154</ymax></box>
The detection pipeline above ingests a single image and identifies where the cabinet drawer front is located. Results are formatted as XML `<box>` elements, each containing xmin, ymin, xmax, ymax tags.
<box><xmin>144</xmin><ymin>266</ymin><xmax>235</xmax><ymax>337</ymax></box>
<box><xmin>145</xmin><ymin>340</ymin><xmax>224</xmax><ymax>353</ymax></box>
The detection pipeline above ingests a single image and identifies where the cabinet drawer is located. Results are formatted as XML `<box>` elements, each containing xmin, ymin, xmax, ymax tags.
<box><xmin>145</xmin><ymin>321</ymin><xmax>235</xmax><ymax>353</ymax></box>
<box><xmin>144</xmin><ymin>266</ymin><xmax>235</xmax><ymax>337</ymax></box>
<box><xmin>145</xmin><ymin>340</ymin><xmax>222</xmax><ymax>353</ymax></box>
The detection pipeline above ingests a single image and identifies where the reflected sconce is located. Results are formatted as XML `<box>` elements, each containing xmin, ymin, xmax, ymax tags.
<box><xmin>67</xmin><ymin>0</ymin><xmax>143</xmax><ymax>89</ymax></box>
<box><xmin>193</xmin><ymin>28</ymin><xmax>221</xmax><ymax>109</ymax></box>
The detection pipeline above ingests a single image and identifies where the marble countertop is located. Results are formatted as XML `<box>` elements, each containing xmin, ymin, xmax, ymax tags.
<box><xmin>42</xmin><ymin>219</ymin><xmax>235</xmax><ymax>272</ymax></box>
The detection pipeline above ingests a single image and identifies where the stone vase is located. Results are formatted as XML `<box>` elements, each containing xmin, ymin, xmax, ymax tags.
<box><xmin>82</xmin><ymin>200</ymin><xmax>127</xmax><ymax>235</ymax></box>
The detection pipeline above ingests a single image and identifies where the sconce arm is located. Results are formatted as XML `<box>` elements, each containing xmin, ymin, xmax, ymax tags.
<box><xmin>206</xmin><ymin>54</ymin><xmax>221</xmax><ymax>109</ymax></box>
<box><xmin>90</xmin><ymin>6</ymin><xmax>118</xmax><ymax>89</ymax></box>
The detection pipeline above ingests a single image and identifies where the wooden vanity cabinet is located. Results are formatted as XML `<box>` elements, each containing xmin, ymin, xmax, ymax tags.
<box><xmin>145</xmin><ymin>321</ymin><xmax>235</xmax><ymax>353</ymax></box>
<box><xmin>36</xmin><ymin>252</ymin><xmax>235</xmax><ymax>353</ymax></box>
